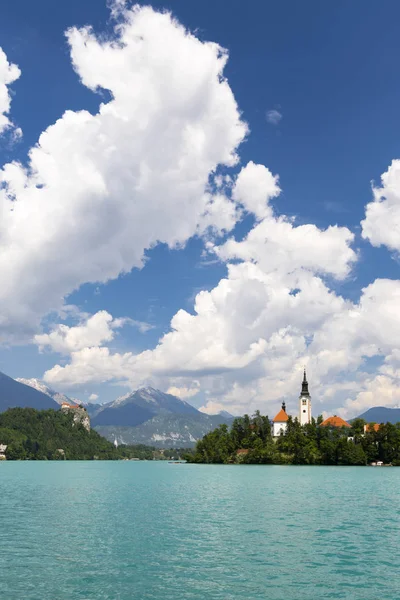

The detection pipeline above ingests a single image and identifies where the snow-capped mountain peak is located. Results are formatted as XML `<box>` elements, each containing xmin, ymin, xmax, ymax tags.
<box><xmin>16</xmin><ymin>378</ymin><xmax>80</xmax><ymax>406</ymax></box>
<box><xmin>17</xmin><ymin>378</ymin><xmax>52</xmax><ymax>395</ymax></box>
<box><xmin>110</xmin><ymin>387</ymin><xmax>200</xmax><ymax>414</ymax></box>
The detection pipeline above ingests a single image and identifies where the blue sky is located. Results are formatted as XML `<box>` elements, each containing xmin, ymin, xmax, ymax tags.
<box><xmin>1</xmin><ymin>0</ymin><xmax>400</xmax><ymax>417</ymax></box>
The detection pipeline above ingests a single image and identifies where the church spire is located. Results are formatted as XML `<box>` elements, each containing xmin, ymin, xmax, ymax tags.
<box><xmin>301</xmin><ymin>368</ymin><xmax>310</xmax><ymax>397</ymax></box>
<box><xmin>299</xmin><ymin>367</ymin><xmax>311</xmax><ymax>425</ymax></box>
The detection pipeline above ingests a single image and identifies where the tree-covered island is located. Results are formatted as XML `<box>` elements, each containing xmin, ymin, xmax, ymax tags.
<box><xmin>186</xmin><ymin>412</ymin><xmax>400</xmax><ymax>466</ymax></box>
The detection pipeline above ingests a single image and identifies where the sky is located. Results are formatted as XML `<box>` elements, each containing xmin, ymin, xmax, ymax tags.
<box><xmin>1</xmin><ymin>0</ymin><xmax>400</xmax><ymax>418</ymax></box>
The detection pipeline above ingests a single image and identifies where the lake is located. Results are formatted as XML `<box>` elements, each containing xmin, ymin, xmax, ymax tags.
<box><xmin>0</xmin><ymin>462</ymin><xmax>399</xmax><ymax>599</ymax></box>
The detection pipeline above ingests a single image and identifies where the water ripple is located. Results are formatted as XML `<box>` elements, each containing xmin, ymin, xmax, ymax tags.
<box><xmin>1</xmin><ymin>463</ymin><xmax>400</xmax><ymax>599</ymax></box>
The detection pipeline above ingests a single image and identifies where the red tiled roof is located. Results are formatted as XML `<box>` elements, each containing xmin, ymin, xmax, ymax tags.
<box><xmin>321</xmin><ymin>415</ymin><xmax>351</xmax><ymax>428</ymax></box>
<box><xmin>61</xmin><ymin>402</ymin><xmax>78</xmax><ymax>409</ymax></box>
<box><xmin>365</xmin><ymin>423</ymin><xmax>381</xmax><ymax>433</ymax></box>
<box><xmin>273</xmin><ymin>409</ymin><xmax>289</xmax><ymax>423</ymax></box>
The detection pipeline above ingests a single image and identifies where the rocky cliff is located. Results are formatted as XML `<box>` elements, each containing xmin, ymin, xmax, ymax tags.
<box><xmin>61</xmin><ymin>403</ymin><xmax>90</xmax><ymax>432</ymax></box>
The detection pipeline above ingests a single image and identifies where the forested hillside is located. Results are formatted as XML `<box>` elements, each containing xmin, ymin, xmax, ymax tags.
<box><xmin>0</xmin><ymin>408</ymin><xmax>154</xmax><ymax>460</ymax></box>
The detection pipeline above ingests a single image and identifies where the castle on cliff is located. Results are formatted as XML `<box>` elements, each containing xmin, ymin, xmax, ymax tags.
<box><xmin>61</xmin><ymin>402</ymin><xmax>91</xmax><ymax>432</ymax></box>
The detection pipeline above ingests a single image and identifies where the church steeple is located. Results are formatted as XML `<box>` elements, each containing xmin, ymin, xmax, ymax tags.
<box><xmin>299</xmin><ymin>368</ymin><xmax>312</xmax><ymax>425</ymax></box>
<box><xmin>301</xmin><ymin>368</ymin><xmax>310</xmax><ymax>397</ymax></box>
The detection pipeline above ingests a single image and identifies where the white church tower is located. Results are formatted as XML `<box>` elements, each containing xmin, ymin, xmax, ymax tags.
<box><xmin>299</xmin><ymin>369</ymin><xmax>312</xmax><ymax>425</ymax></box>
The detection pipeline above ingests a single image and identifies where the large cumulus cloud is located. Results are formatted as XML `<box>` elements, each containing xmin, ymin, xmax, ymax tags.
<box><xmin>0</xmin><ymin>3</ymin><xmax>247</xmax><ymax>341</ymax></box>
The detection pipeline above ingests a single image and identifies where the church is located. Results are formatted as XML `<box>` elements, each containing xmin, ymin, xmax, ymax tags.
<box><xmin>271</xmin><ymin>369</ymin><xmax>312</xmax><ymax>437</ymax></box>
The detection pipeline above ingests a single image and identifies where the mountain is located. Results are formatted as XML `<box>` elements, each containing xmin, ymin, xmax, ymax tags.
<box><xmin>356</xmin><ymin>406</ymin><xmax>400</xmax><ymax>424</ymax></box>
<box><xmin>96</xmin><ymin>412</ymin><xmax>230</xmax><ymax>448</ymax></box>
<box><xmin>16</xmin><ymin>378</ymin><xmax>81</xmax><ymax>406</ymax></box>
<box><xmin>92</xmin><ymin>387</ymin><xmax>199</xmax><ymax>427</ymax></box>
<box><xmin>111</xmin><ymin>387</ymin><xmax>199</xmax><ymax>415</ymax></box>
<box><xmin>92</xmin><ymin>387</ymin><xmax>231</xmax><ymax>447</ymax></box>
<box><xmin>0</xmin><ymin>371</ymin><xmax>59</xmax><ymax>412</ymax></box>
<box><xmin>218</xmin><ymin>410</ymin><xmax>234</xmax><ymax>419</ymax></box>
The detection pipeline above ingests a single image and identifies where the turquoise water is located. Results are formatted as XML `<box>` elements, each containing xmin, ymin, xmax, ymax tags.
<box><xmin>1</xmin><ymin>462</ymin><xmax>399</xmax><ymax>599</ymax></box>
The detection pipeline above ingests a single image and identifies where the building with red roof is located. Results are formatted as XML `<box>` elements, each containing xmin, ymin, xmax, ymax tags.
<box><xmin>320</xmin><ymin>415</ymin><xmax>351</xmax><ymax>428</ymax></box>
<box><xmin>364</xmin><ymin>423</ymin><xmax>381</xmax><ymax>433</ymax></box>
<box><xmin>236</xmin><ymin>449</ymin><xmax>249</xmax><ymax>456</ymax></box>
<box><xmin>272</xmin><ymin>402</ymin><xmax>289</xmax><ymax>437</ymax></box>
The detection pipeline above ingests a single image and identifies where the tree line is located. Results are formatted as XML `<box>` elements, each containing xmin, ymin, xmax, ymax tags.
<box><xmin>186</xmin><ymin>412</ymin><xmax>400</xmax><ymax>466</ymax></box>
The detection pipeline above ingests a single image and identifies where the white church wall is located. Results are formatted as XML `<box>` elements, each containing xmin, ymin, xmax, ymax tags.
<box><xmin>299</xmin><ymin>396</ymin><xmax>311</xmax><ymax>425</ymax></box>
<box><xmin>272</xmin><ymin>421</ymin><xmax>287</xmax><ymax>437</ymax></box>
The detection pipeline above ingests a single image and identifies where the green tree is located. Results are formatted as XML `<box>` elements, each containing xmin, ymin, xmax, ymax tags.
<box><xmin>6</xmin><ymin>441</ymin><xmax>27</xmax><ymax>460</ymax></box>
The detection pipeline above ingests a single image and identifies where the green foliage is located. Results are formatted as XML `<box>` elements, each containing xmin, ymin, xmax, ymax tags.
<box><xmin>190</xmin><ymin>423</ymin><xmax>234</xmax><ymax>464</ymax></box>
<box><xmin>116</xmin><ymin>443</ymin><xmax>155</xmax><ymax>460</ymax></box>
<box><xmin>0</xmin><ymin>408</ymin><xmax>154</xmax><ymax>461</ymax></box>
<box><xmin>188</xmin><ymin>412</ymin><xmax>400</xmax><ymax>466</ymax></box>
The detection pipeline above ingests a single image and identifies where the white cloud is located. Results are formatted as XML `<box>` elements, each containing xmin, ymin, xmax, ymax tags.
<box><xmin>310</xmin><ymin>279</ymin><xmax>400</xmax><ymax>368</ymax></box>
<box><xmin>89</xmin><ymin>393</ymin><xmax>99</xmax><ymax>401</ymax></box>
<box><xmin>199</xmin><ymin>400</ymin><xmax>225</xmax><ymax>415</ymax></box>
<box><xmin>338</xmin><ymin>373</ymin><xmax>400</xmax><ymax>420</ymax></box>
<box><xmin>129</xmin><ymin>320</ymin><xmax>154</xmax><ymax>334</ymax></box>
<box><xmin>0</xmin><ymin>2</ymin><xmax>247</xmax><ymax>341</ymax></box>
<box><xmin>44</xmin><ymin>346</ymin><xmax>136</xmax><ymax>387</ymax></box>
<box><xmin>167</xmin><ymin>384</ymin><xmax>200</xmax><ymax>399</ymax></box>
<box><xmin>34</xmin><ymin>310</ymin><xmax>126</xmax><ymax>354</ymax></box>
<box><xmin>0</xmin><ymin>47</ymin><xmax>20</xmax><ymax>135</ymax></box>
<box><xmin>232</xmin><ymin>161</ymin><xmax>280</xmax><ymax>220</ymax></box>
<box><xmin>215</xmin><ymin>208</ymin><xmax>356</xmax><ymax>280</ymax></box>
<box><xmin>361</xmin><ymin>160</ymin><xmax>400</xmax><ymax>253</ymax></box>
<box><xmin>266</xmin><ymin>109</ymin><xmax>282</xmax><ymax>125</ymax></box>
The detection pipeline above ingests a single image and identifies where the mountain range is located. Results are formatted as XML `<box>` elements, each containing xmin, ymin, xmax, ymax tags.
<box><xmin>92</xmin><ymin>387</ymin><xmax>200</xmax><ymax>427</ymax></box>
<box><xmin>16</xmin><ymin>378</ymin><xmax>81</xmax><ymax>406</ymax></box>
<box><xmin>95</xmin><ymin>412</ymin><xmax>230</xmax><ymax>447</ymax></box>
<box><xmin>4</xmin><ymin>370</ymin><xmax>399</xmax><ymax>448</ymax></box>
<box><xmin>91</xmin><ymin>387</ymin><xmax>231</xmax><ymax>447</ymax></box>
<box><xmin>0</xmin><ymin>373</ymin><xmax>232</xmax><ymax>447</ymax></box>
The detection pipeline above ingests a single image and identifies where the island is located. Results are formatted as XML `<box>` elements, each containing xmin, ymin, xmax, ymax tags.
<box><xmin>185</xmin><ymin>410</ymin><xmax>400</xmax><ymax>466</ymax></box>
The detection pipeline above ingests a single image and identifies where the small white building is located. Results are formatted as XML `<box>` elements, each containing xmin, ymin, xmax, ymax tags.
<box><xmin>272</xmin><ymin>402</ymin><xmax>289</xmax><ymax>438</ymax></box>
<box><xmin>0</xmin><ymin>443</ymin><xmax>7</xmax><ymax>460</ymax></box>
